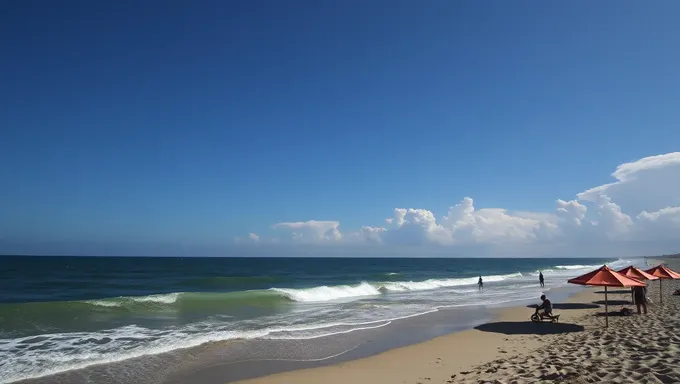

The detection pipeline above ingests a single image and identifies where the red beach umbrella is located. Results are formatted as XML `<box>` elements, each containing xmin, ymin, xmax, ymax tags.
<box><xmin>618</xmin><ymin>266</ymin><xmax>659</xmax><ymax>305</ymax></box>
<box><xmin>644</xmin><ymin>264</ymin><xmax>680</xmax><ymax>304</ymax></box>
<box><xmin>617</xmin><ymin>266</ymin><xmax>659</xmax><ymax>281</ymax></box>
<box><xmin>568</xmin><ymin>265</ymin><xmax>646</xmax><ymax>327</ymax></box>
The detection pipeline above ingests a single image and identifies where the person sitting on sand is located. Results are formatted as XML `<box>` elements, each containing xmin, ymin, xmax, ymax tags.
<box><xmin>537</xmin><ymin>294</ymin><xmax>553</xmax><ymax>318</ymax></box>
<box><xmin>478</xmin><ymin>276</ymin><xmax>483</xmax><ymax>291</ymax></box>
<box><xmin>633</xmin><ymin>285</ymin><xmax>647</xmax><ymax>314</ymax></box>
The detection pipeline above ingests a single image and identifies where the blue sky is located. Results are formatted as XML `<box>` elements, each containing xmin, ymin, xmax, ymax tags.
<box><xmin>1</xmin><ymin>1</ymin><xmax>679</xmax><ymax>256</ymax></box>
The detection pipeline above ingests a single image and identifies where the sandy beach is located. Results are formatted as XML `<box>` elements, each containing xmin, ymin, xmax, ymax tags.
<box><xmin>237</xmin><ymin>258</ymin><xmax>680</xmax><ymax>384</ymax></box>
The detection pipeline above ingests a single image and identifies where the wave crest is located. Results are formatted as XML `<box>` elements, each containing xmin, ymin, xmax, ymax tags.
<box><xmin>538</xmin><ymin>258</ymin><xmax>635</xmax><ymax>275</ymax></box>
<box><xmin>272</xmin><ymin>282</ymin><xmax>381</xmax><ymax>302</ymax></box>
<box><xmin>380</xmin><ymin>272</ymin><xmax>522</xmax><ymax>293</ymax></box>
<box><xmin>554</xmin><ymin>264</ymin><xmax>596</xmax><ymax>270</ymax></box>
<box><xmin>270</xmin><ymin>272</ymin><xmax>523</xmax><ymax>302</ymax></box>
<box><xmin>85</xmin><ymin>293</ymin><xmax>179</xmax><ymax>308</ymax></box>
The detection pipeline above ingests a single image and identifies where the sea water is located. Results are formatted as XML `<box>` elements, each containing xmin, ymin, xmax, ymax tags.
<box><xmin>0</xmin><ymin>256</ymin><xmax>640</xmax><ymax>383</ymax></box>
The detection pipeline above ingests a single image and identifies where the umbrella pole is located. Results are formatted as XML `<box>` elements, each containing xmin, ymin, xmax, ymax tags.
<box><xmin>605</xmin><ymin>286</ymin><xmax>608</xmax><ymax>327</ymax></box>
<box><xmin>660</xmin><ymin>279</ymin><xmax>663</xmax><ymax>304</ymax></box>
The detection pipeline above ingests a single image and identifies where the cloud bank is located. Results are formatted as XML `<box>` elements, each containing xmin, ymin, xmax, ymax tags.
<box><xmin>244</xmin><ymin>152</ymin><xmax>680</xmax><ymax>256</ymax></box>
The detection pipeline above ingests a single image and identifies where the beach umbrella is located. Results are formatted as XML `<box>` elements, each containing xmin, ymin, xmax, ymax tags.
<box><xmin>644</xmin><ymin>264</ymin><xmax>680</xmax><ymax>304</ymax></box>
<box><xmin>618</xmin><ymin>266</ymin><xmax>659</xmax><ymax>281</ymax></box>
<box><xmin>568</xmin><ymin>265</ymin><xmax>646</xmax><ymax>327</ymax></box>
<box><xmin>618</xmin><ymin>266</ymin><xmax>659</xmax><ymax>304</ymax></box>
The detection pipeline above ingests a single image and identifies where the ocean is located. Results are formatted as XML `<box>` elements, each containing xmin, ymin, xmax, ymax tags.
<box><xmin>0</xmin><ymin>256</ymin><xmax>639</xmax><ymax>383</ymax></box>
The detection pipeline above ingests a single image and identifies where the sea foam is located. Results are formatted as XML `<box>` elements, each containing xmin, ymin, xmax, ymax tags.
<box><xmin>85</xmin><ymin>292</ymin><xmax>180</xmax><ymax>307</ymax></box>
<box><xmin>272</xmin><ymin>282</ymin><xmax>381</xmax><ymax>302</ymax></box>
<box><xmin>270</xmin><ymin>272</ymin><xmax>523</xmax><ymax>302</ymax></box>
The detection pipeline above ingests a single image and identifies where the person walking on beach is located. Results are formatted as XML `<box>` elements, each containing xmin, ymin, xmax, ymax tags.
<box><xmin>539</xmin><ymin>271</ymin><xmax>545</xmax><ymax>288</ymax></box>
<box><xmin>633</xmin><ymin>285</ymin><xmax>647</xmax><ymax>314</ymax></box>
<box><xmin>478</xmin><ymin>276</ymin><xmax>483</xmax><ymax>291</ymax></box>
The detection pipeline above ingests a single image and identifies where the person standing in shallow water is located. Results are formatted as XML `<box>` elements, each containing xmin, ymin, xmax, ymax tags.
<box><xmin>478</xmin><ymin>276</ymin><xmax>483</xmax><ymax>291</ymax></box>
<box><xmin>539</xmin><ymin>271</ymin><xmax>545</xmax><ymax>287</ymax></box>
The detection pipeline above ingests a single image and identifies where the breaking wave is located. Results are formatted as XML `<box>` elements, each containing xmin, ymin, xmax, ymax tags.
<box><xmin>271</xmin><ymin>272</ymin><xmax>523</xmax><ymax>302</ymax></box>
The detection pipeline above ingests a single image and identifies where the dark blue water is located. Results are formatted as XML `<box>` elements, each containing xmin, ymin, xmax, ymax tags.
<box><xmin>0</xmin><ymin>255</ymin><xmax>637</xmax><ymax>383</ymax></box>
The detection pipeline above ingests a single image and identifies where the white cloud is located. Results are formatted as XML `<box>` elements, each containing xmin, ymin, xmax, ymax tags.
<box><xmin>360</xmin><ymin>226</ymin><xmax>387</xmax><ymax>244</ymax></box>
<box><xmin>442</xmin><ymin>199</ymin><xmax>550</xmax><ymax>244</ymax></box>
<box><xmin>377</xmin><ymin>200</ymin><xmax>554</xmax><ymax>247</ymax></box>
<box><xmin>382</xmin><ymin>208</ymin><xmax>452</xmax><ymax>245</ymax></box>
<box><xmin>577</xmin><ymin>152</ymin><xmax>680</xmax><ymax>214</ymax></box>
<box><xmin>248</xmin><ymin>152</ymin><xmax>680</xmax><ymax>255</ymax></box>
<box><xmin>271</xmin><ymin>220</ymin><xmax>342</xmax><ymax>243</ymax></box>
<box><xmin>593</xmin><ymin>195</ymin><xmax>633</xmax><ymax>238</ymax></box>
<box><xmin>555</xmin><ymin>199</ymin><xmax>587</xmax><ymax>227</ymax></box>
<box><xmin>635</xmin><ymin>206</ymin><xmax>680</xmax><ymax>240</ymax></box>
<box><xmin>248</xmin><ymin>233</ymin><xmax>260</xmax><ymax>242</ymax></box>
<box><xmin>637</xmin><ymin>206</ymin><xmax>680</xmax><ymax>222</ymax></box>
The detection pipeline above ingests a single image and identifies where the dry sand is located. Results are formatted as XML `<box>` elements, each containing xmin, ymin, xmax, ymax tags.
<box><xmin>236</xmin><ymin>259</ymin><xmax>680</xmax><ymax>384</ymax></box>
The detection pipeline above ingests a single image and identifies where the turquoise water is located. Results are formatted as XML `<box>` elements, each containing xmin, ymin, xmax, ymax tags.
<box><xmin>0</xmin><ymin>256</ymin><xmax>637</xmax><ymax>383</ymax></box>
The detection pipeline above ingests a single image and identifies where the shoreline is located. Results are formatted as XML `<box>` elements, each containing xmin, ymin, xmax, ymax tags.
<box><xmin>232</xmin><ymin>287</ymin><xmax>599</xmax><ymax>384</ymax></box>
<box><xmin>234</xmin><ymin>258</ymin><xmax>680</xmax><ymax>384</ymax></box>
<box><xmin>162</xmin><ymin>286</ymin><xmax>586</xmax><ymax>384</ymax></box>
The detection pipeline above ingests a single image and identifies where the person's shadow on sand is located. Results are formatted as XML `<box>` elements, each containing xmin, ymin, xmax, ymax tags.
<box><xmin>526</xmin><ymin>303</ymin><xmax>599</xmax><ymax>310</ymax></box>
<box><xmin>595</xmin><ymin>311</ymin><xmax>635</xmax><ymax>317</ymax></box>
<box><xmin>592</xmin><ymin>300</ymin><xmax>631</xmax><ymax>306</ymax></box>
<box><xmin>594</xmin><ymin>289</ymin><xmax>630</xmax><ymax>294</ymax></box>
<box><xmin>474</xmin><ymin>322</ymin><xmax>584</xmax><ymax>335</ymax></box>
